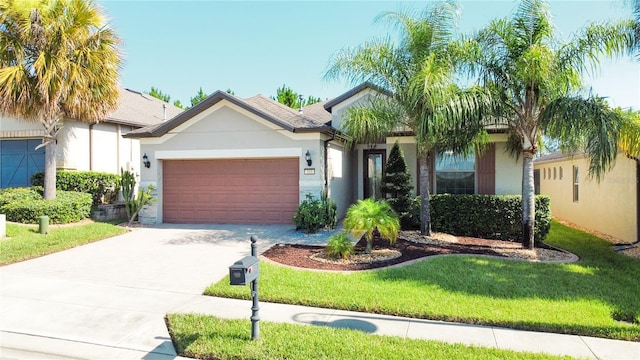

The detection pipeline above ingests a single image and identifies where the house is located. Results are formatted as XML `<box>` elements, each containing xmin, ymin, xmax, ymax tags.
<box><xmin>0</xmin><ymin>88</ymin><xmax>183</xmax><ymax>188</ymax></box>
<box><xmin>534</xmin><ymin>152</ymin><xmax>639</xmax><ymax>244</ymax></box>
<box><xmin>125</xmin><ymin>84</ymin><xmax>524</xmax><ymax>226</ymax></box>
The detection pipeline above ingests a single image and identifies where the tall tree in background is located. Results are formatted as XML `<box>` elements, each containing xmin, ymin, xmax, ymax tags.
<box><xmin>148</xmin><ymin>86</ymin><xmax>170</xmax><ymax>103</ymax></box>
<box><xmin>326</xmin><ymin>1</ymin><xmax>491</xmax><ymax>235</ymax></box>
<box><xmin>460</xmin><ymin>0</ymin><xmax>634</xmax><ymax>248</ymax></box>
<box><xmin>190</xmin><ymin>87</ymin><xmax>208</xmax><ymax>107</ymax></box>
<box><xmin>0</xmin><ymin>0</ymin><xmax>122</xmax><ymax>200</ymax></box>
<box><xmin>272</xmin><ymin>84</ymin><xmax>322</xmax><ymax>109</ymax></box>
<box><xmin>146</xmin><ymin>86</ymin><xmax>184</xmax><ymax>109</ymax></box>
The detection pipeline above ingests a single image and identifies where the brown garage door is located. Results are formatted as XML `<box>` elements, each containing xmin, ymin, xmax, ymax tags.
<box><xmin>163</xmin><ymin>158</ymin><xmax>299</xmax><ymax>224</ymax></box>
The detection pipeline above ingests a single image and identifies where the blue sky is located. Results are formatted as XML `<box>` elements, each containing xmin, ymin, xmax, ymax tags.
<box><xmin>99</xmin><ymin>1</ymin><xmax>639</xmax><ymax>110</ymax></box>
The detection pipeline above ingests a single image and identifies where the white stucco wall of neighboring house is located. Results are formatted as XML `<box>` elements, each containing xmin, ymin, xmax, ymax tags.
<box><xmin>1</xmin><ymin>117</ymin><xmax>142</xmax><ymax>175</ymax></box>
<box><xmin>139</xmin><ymin>101</ymin><xmax>331</xmax><ymax>224</ymax></box>
<box><xmin>492</xmin><ymin>134</ymin><xmax>523</xmax><ymax>195</ymax></box>
<box><xmin>55</xmin><ymin>121</ymin><xmax>141</xmax><ymax>174</ymax></box>
<box><xmin>56</xmin><ymin>121</ymin><xmax>90</xmax><ymax>170</ymax></box>
<box><xmin>535</xmin><ymin>153</ymin><xmax>638</xmax><ymax>243</ymax></box>
<box><xmin>0</xmin><ymin>116</ymin><xmax>43</xmax><ymax>132</ymax></box>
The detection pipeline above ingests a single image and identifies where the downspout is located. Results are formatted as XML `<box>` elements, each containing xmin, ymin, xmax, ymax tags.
<box><xmin>89</xmin><ymin>123</ymin><xmax>94</xmax><ymax>170</ymax></box>
<box><xmin>116</xmin><ymin>124</ymin><xmax>121</xmax><ymax>173</ymax></box>
<box><xmin>323</xmin><ymin>132</ymin><xmax>335</xmax><ymax>194</ymax></box>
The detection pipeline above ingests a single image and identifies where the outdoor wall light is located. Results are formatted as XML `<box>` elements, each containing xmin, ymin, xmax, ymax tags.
<box><xmin>305</xmin><ymin>150</ymin><xmax>312</xmax><ymax>166</ymax></box>
<box><xmin>142</xmin><ymin>153</ymin><xmax>151</xmax><ymax>168</ymax></box>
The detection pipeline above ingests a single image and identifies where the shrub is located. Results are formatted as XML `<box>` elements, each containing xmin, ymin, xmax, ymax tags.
<box><xmin>425</xmin><ymin>194</ymin><xmax>551</xmax><ymax>242</ymax></box>
<box><xmin>293</xmin><ymin>192</ymin><xmax>337</xmax><ymax>233</ymax></box>
<box><xmin>381</xmin><ymin>142</ymin><xmax>414</xmax><ymax>229</ymax></box>
<box><xmin>31</xmin><ymin>170</ymin><xmax>120</xmax><ymax>205</ymax></box>
<box><xmin>326</xmin><ymin>232</ymin><xmax>355</xmax><ymax>259</ymax></box>
<box><xmin>343</xmin><ymin>198</ymin><xmax>400</xmax><ymax>253</ymax></box>
<box><xmin>0</xmin><ymin>187</ymin><xmax>92</xmax><ymax>224</ymax></box>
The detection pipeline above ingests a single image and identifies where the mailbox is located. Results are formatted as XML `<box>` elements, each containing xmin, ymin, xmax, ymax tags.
<box><xmin>229</xmin><ymin>256</ymin><xmax>259</xmax><ymax>286</ymax></box>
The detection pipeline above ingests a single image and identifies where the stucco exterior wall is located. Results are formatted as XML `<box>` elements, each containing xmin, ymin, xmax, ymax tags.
<box><xmin>327</xmin><ymin>142</ymin><xmax>353</xmax><ymax>219</ymax></box>
<box><xmin>492</xmin><ymin>136</ymin><xmax>523</xmax><ymax>195</ymax></box>
<box><xmin>57</xmin><ymin>121</ymin><xmax>90</xmax><ymax>170</ymax></box>
<box><xmin>2</xmin><ymin>117</ymin><xmax>141</xmax><ymax>175</ymax></box>
<box><xmin>535</xmin><ymin>153</ymin><xmax>638</xmax><ymax>243</ymax></box>
<box><xmin>0</xmin><ymin>117</ymin><xmax>43</xmax><ymax>132</ymax></box>
<box><xmin>139</xmin><ymin>102</ymin><xmax>329</xmax><ymax>224</ymax></box>
<box><xmin>331</xmin><ymin>89</ymin><xmax>377</xmax><ymax>132</ymax></box>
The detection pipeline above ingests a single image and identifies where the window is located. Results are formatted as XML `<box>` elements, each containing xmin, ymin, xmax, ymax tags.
<box><xmin>553</xmin><ymin>167</ymin><xmax>557</xmax><ymax>180</ymax></box>
<box><xmin>573</xmin><ymin>166</ymin><xmax>579</xmax><ymax>202</ymax></box>
<box><xmin>543</xmin><ymin>168</ymin><xmax>546</xmax><ymax>180</ymax></box>
<box><xmin>436</xmin><ymin>151</ymin><xmax>475</xmax><ymax>194</ymax></box>
<box><xmin>559</xmin><ymin>167</ymin><xmax>563</xmax><ymax>180</ymax></box>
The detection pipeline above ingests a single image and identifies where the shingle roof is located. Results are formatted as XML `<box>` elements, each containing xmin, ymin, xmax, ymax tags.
<box><xmin>125</xmin><ymin>90</ymin><xmax>335</xmax><ymax>138</ymax></box>
<box><xmin>301</xmin><ymin>100</ymin><xmax>331</xmax><ymax>124</ymax></box>
<box><xmin>243</xmin><ymin>95</ymin><xmax>328</xmax><ymax>128</ymax></box>
<box><xmin>105</xmin><ymin>88</ymin><xmax>183</xmax><ymax>128</ymax></box>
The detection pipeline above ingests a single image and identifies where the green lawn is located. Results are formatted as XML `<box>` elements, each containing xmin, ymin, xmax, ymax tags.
<box><xmin>166</xmin><ymin>314</ymin><xmax>573</xmax><ymax>360</ymax></box>
<box><xmin>206</xmin><ymin>221</ymin><xmax>640</xmax><ymax>341</ymax></box>
<box><xmin>0</xmin><ymin>221</ymin><xmax>128</xmax><ymax>265</ymax></box>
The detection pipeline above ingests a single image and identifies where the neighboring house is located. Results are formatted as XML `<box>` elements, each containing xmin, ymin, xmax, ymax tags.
<box><xmin>0</xmin><ymin>88</ymin><xmax>182</xmax><ymax>188</ymax></box>
<box><xmin>126</xmin><ymin>83</ymin><xmax>523</xmax><ymax>226</ymax></box>
<box><xmin>535</xmin><ymin>152</ymin><xmax>639</xmax><ymax>244</ymax></box>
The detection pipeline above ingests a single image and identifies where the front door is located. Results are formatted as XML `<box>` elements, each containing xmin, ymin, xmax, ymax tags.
<box><xmin>363</xmin><ymin>149</ymin><xmax>385</xmax><ymax>199</ymax></box>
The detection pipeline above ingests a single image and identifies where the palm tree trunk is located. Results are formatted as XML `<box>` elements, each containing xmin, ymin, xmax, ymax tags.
<box><xmin>43</xmin><ymin>140</ymin><xmax>57</xmax><ymax>200</ymax></box>
<box><xmin>419</xmin><ymin>154</ymin><xmax>432</xmax><ymax>236</ymax></box>
<box><xmin>522</xmin><ymin>151</ymin><xmax>535</xmax><ymax>249</ymax></box>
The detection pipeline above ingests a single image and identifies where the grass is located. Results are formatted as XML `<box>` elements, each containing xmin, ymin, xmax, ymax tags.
<box><xmin>206</xmin><ymin>221</ymin><xmax>640</xmax><ymax>341</ymax></box>
<box><xmin>166</xmin><ymin>314</ymin><xmax>573</xmax><ymax>360</ymax></box>
<box><xmin>0</xmin><ymin>220</ymin><xmax>128</xmax><ymax>265</ymax></box>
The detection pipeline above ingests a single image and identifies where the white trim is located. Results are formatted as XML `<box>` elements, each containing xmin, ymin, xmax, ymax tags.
<box><xmin>155</xmin><ymin>148</ymin><xmax>302</xmax><ymax>160</ymax></box>
<box><xmin>299</xmin><ymin>180</ymin><xmax>325</xmax><ymax>187</ymax></box>
<box><xmin>386</xmin><ymin>136</ymin><xmax>416</xmax><ymax>144</ymax></box>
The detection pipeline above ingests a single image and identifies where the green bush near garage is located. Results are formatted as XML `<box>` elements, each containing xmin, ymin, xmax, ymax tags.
<box><xmin>0</xmin><ymin>187</ymin><xmax>92</xmax><ymax>224</ymax></box>
<box><xmin>31</xmin><ymin>170</ymin><xmax>120</xmax><ymax>205</ymax></box>
<box><xmin>427</xmin><ymin>194</ymin><xmax>551</xmax><ymax>242</ymax></box>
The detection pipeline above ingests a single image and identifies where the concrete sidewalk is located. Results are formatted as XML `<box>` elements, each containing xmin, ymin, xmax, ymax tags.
<box><xmin>175</xmin><ymin>296</ymin><xmax>639</xmax><ymax>360</ymax></box>
<box><xmin>1</xmin><ymin>225</ymin><xmax>638</xmax><ymax>359</ymax></box>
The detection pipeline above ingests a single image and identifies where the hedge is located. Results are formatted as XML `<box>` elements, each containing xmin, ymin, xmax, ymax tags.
<box><xmin>31</xmin><ymin>170</ymin><xmax>120</xmax><ymax>205</ymax></box>
<box><xmin>0</xmin><ymin>187</ymin><xmax>92</xmax><ymax>224</ymax></box>
<box><xmin>426</xmin><ymin>194</ymin><xmax>551</xmax><ymax>242</ymax></box>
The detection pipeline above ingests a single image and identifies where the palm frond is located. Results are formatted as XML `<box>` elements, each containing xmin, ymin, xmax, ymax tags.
<box><xmin>619</xmin><ymin>109</ymin><xmax>640</xmax><ymax>160</ymax></box>
<box><xmin>541</xmin><ymin>95</ymin><xmax>622</xmax><ymax>180</ymax></box>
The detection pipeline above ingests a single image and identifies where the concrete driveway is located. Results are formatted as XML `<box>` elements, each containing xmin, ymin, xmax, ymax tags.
<box><xmin>0</xmin><ymin>224</ymin><xmax>333</xmax><ymax>359</ymax></box>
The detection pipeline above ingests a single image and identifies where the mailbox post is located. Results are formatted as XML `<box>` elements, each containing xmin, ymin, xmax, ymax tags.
<box><xmin>228</xmin><ymin>236</ymin><xmax>260</xmax><ymax>340</ymax></box>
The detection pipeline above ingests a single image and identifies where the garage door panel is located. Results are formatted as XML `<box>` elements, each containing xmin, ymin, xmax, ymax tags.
<box><xmin>163</xmin><ymin>158</ymin><xmax>299</xmax><ymax>224</ymax></box>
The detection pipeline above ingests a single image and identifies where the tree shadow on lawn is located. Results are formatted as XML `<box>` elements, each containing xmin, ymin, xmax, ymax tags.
<box><xmin>374</xmin><ymin>254</ymin><xmax>640</xmax><ymax>338</ymax></box>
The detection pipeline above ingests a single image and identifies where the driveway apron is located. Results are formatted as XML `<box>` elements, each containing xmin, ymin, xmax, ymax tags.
<box><xmin>0</xmin><ymin>224</ymin><xmax>324</xmax><ymax>359</ymax></box>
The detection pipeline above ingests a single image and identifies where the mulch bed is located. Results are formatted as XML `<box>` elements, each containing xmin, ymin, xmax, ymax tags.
<box><xmin>262</xmin><ymin>235</ymin><xmax>532</xmax><ymax>271</ymax></box>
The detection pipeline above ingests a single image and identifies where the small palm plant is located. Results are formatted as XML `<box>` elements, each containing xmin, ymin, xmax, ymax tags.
<box><xmin>343</xmin><ymin>198</ymin><xmax>400</xmax><ymax>254</ymax></box>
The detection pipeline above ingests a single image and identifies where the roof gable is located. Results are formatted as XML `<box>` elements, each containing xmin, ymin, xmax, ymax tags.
<box><xmin>125</xmin><ymin>91</ymin><xmax>333</xmax><ymax>138</ymax></box>
<box><xmin>323</xmin><ymin>82</ymin><xmax>392</xmax><ymax>113</ymax></box>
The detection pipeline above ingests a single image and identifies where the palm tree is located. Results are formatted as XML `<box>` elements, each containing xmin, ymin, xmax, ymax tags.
<box><xmin>619</xmin><ymin>109</ymin><xmax>640</xmax><ymax>159</ymax></box>
<box><xmin>0</xmin><ymin>0</ymin><xmax>122</xmax><ymax>199</ymax></box>
<box><xmin>460</xmin><ymin>0</ymin><xmax>634</xmax><ymax>248</ymax></box>
<box><xmin>326</xmin><ymin>1</ymin><xmax>492</xmax><ymax>236</ymax></box>
<box><xmin>343</xmin><ymin>198</ymin><xmax>400</xmax><ymax>254</ymax></box>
